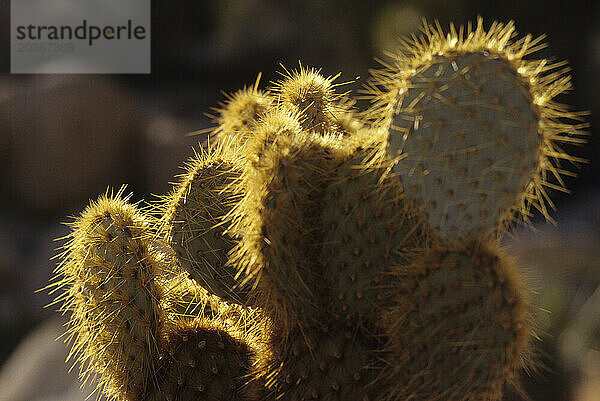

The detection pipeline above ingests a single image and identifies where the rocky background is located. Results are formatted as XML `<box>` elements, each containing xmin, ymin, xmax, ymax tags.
<box><xmin>0</xmin><ymin>1</ymin><xmax>598</xmax><ymax>400</ymax></box>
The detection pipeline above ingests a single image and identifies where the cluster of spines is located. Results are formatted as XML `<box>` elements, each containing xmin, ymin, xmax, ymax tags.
<box><xmin>159</xmin><ymin>272</ymin><xmax>217</xmax><ymax>324</ymax></box>
<box><xmin>270</xmin><ymin>63</ymin><xmax>355</xmax><ymax>135</ymax></box>
<box><xmin>210</xmin><ymin>73</ymin><xmax>273</xmax><ymax>151</ymax></box>
<box><xmin>212</xmin><ymin>63</ymin><xmax>360</xmax><ymax>152</ymax></box>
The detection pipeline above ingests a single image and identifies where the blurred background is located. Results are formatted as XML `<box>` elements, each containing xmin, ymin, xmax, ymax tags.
<box><xmin>0</xmin><ymin>0</ymin><xmax>598</xmax><ymax>400</ymax></box>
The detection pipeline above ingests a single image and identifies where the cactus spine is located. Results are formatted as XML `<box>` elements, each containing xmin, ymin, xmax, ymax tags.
<box><xmin>49</xmin><ymin>18</ymin><xmax>586</xmax><ymax>401</ymax></box>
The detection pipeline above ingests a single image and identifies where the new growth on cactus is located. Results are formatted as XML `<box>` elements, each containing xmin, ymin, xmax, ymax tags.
<box><xmin>48</xmin><ymin>18</ymin><xmax>586</xmax><ymax>401</ymax></box>
<box><xmin>210</xmin><ymin>73</ymin><xmax>273</xmax><ymax>149</ymax></box>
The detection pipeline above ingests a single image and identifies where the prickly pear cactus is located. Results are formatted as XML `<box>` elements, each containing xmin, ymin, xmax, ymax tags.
<box><xmin>48</xmin><ymin>18</ymin><xmax>586</xmax><ymax>401</ymax></box>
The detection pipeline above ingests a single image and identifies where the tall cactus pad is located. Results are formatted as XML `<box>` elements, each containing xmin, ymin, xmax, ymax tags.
<box><xmin>51</xmin><ymin>191</ymin><xmax>165</xmax><ymax>400</ymax></box>
<box><xmin>230</xmin><ymin>108</ymin><xmax>346</xmax><ymax>337</ymax></box>
<box><xmin>383</xmin><ymin>242</ymin><xmax>531</xmax><ymax>400</ymax></box>
<box><xmin>390</xmin><ymin>51</ymin><xmax>540</xmax><ymax>240</ymax></box>
<box><xmin>162</xmin><ymin>143</ymin><xmax>252</xmax><ymax>306</ymax></box>
<box><xmin>369</xmin><ymin>18</ymin><xmax>587</xmax><ymax>240</ymax></box>
<box><xmin>321</xmin><ymin>145</ymin><xmax>430</xmax><ymax>327</ymax></box>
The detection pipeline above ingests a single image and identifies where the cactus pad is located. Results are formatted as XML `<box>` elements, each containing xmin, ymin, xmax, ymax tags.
<box><xmin>322</xmin><ymin>145</ymin><xmax>430</xmax><ymax>326</ymax></box>
<box><xmin>383</xmin><ymin>242</ymin><xmax>531</xmax><ymax>400</ymax></box>
<box><xmin>162</xmin><ymin>143</ymin><xmax>252</xmax><ymax>306</ymax></box>
<box><xmin>150</xmin><ymin>319</ymin><xmax>261</xmax><ymax>401</ymax></box>
<box><xmin>51</xmin><ymin>190</ymin><xmax>165</xmax><ymax>400</ymax></box>
<box><xmin>367</xmin><ymin>18</ymin><xmax>587</xmax><ymax>239</ymax></box>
